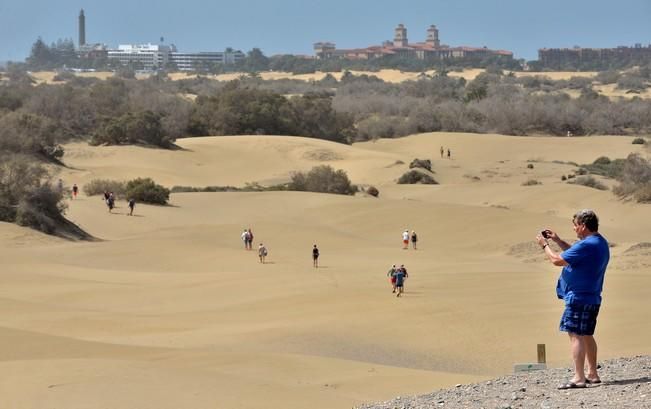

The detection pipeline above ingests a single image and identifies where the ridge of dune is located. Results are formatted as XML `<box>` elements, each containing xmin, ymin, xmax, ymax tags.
<box><xmin>1</xmin><ymin>132</ymin><xmax>649</xmax><ymax>409</ymax></box>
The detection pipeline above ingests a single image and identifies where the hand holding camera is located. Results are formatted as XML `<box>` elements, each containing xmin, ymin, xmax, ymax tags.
<box><xmin>536</xmin><ymin>229</ymin><xmax>553</xmax><ymax>249</ymax></box>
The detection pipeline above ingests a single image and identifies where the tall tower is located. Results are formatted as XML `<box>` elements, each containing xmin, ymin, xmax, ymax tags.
<box><xmin>426</xmin><ymin>25</ymin><xmax>440</xmax><ymax>48</ymax></box>
<box><xmin>78</xmin><ymin>9</ymin><xmax>86</xmax><ymax>47</ymax></box>
<box><xmin>393</xmin><ymin>24</ymin><xmax>408</xmax><ymax>47</ymax></box>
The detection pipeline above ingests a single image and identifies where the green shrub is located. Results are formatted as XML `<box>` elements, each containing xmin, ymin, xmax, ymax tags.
<box><xmin>289</xmin><ymin>165</ymin><xmax>357</xmax><ymax>195</ymax></box>
<box><xmin>568</xmin><ymin>175</ymin><xmax>608</xmax><ymax>190</ymax></box>
<box><xmin>0</xmin><ymin>155</ymin><xmax>85</xmax><ymax>237</ymax></box>
<box><xmin>633</xmin><ymin>184</ymin><xmax>651</xmax><ymax>203</ymax></box>
<box><xmin>170</xmin><ymin>183</ymin><xmax>289</xmax><ymax>193</ymax></box>
<box><xmin>125</xmin><ymin>178</ymin><xmax>170</xmax><ymax>205</ymax></box>
<box><xmin>522</xmin><ymin>179</ymin><xmax>541</xmax><ymax>186</ymax></box>
<box><xmin>409</xmin><ymin>158</ymin><xmax>432</xmax><ymax>172</ymax></box>
<box><xmin>82</xmin><ymin>179</ymin><xmax>127</xmax><ymax>198</ymax></box>
<box><xmin>593</xmin><ymin>156</ymin><xmax>611</xmax><ymax>165</ymax></box>
<box><xmin>0</xmin><ymin>112</ymin><xmax>65</xmax><ymax>161</ymax></box>
<box><xmin>527</xmin><ymin>163</ymin><xmax>534</xmax><ymax>169</ymax></box>
<box><xmin>580</xmin><ymin>157</ymin><xmax>626</xmax><ymax>179</ymax></box>
<box><xmin>397</xmin><ymin>170</ymin><xmax>438</xmax><ymax>184</ymax></box>
<box><xmin>15</xmin><ymin>184</ymin><xmax>67</xmax><ymax>234</ymax></box>
<box><xmin>613</xmin><ymin>153</ymin><xmax>651</xmax><ymax>202</ymax></box>
<box><xmin>92</xmin><ymin>110</ymin><xmax>172</xmax><ymax>148</ymax></box>
<box><xmin>171</xmin><ymin>185</ymin><xmax>239</xmax><ymax>193</ymax></box>
<box><xmin>52</xmin><ymin>71</ymin><xmax>75</xmax><ymax>82</ymax></box>
<box><xmin>632</xmin><ymin>137</ymin><xmax>646</xmax><ymax>145</ymax></box>
<box><xmin>366</xmin><ymin>185</ymin><xmax>379</xmax><ymax>197</ymax></box>
<box><xmin>561</xmin><ymin>175</ymin><xmax>567</xmax><ymax>181</ymax></box>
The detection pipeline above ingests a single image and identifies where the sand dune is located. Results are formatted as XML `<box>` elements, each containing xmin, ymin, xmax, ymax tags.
<box><xmin>29</xmin><ymin>68</ymin><xmax>598</xmax><ymax>85</ymax></box>
<box><xmin>1</xmin><ymin>132</ymin><xmax>649</xmax><ymax>409</ymax></box>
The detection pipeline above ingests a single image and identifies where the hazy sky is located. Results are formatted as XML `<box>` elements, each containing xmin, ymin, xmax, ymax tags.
<box><xmin>1</xmin><ymin>0</ymin><xmax>650</xmax><ymax>62</ymax></box>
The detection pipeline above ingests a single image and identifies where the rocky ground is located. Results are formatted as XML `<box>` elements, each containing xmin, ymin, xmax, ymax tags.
<box><xmin>358</xmin><ymin>355</ymin><xmax>650</xmax><ymax>409</ymax></box>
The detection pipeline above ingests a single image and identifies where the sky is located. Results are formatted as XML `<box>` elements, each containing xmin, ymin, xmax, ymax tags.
<box><xmin>1</xmin><ymin>0</ymin><xmax>650</xmax><ymax>62</ymax></box>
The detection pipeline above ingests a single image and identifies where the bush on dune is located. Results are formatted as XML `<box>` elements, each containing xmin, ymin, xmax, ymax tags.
<box><xmin>579</xmin><ymin>156</ymin><xmax>626</xmax><ymax>179</ymax></box>
<box><xmin>125</xmin><ymin>178</ymin><xmax>170</xmax><ymax>205</ymax></box>
<box><xmin>567</xmin><ymin>175</ymin><xmax>608</xmax><ymax>191</ymax></box>
<box><xmin>0</xmin><ymin>154</ymin><xmax>50</xmax><ymax>222</ymax></box>
<box><xmin>91</xmin><ymin>110</ymin><xmax>173</xmax><ymax>147</ymax></box>
<box><xmin>0</xmin><ymin>112</ymin><xmax>65</xmax><ymax>161</ymax></box>
<box><xmin>0</xmin><ymin>154</ymin><xmax>89</xmax><ymax>238</ymax></box>
<box><xmin>82</xmin><ymin>179</ymin><xmax>127</xmax><ymax>198</ymax></box>
<box><xmin>289</xmin><ymin>165</ymin><xmax>357</xmax><ymax>195</ymax></box>
<box><xmin>409</xmin><ymin>158</ymin><xmax>432</xmax><ymax>172</ymax></box>
<box><xmin>613</xmin><ymin>153</ymin><xmax>651</xmax><ymax>203</ymax></box>
<box><xmin>83</xmin><ymin>177</ymin><xmax>170</xmax><ymax>204</ymax></box>
<box><xmin>397</xmin><ymin>170</ymin><xmax>438</xmax><ymax>184</ymax></box>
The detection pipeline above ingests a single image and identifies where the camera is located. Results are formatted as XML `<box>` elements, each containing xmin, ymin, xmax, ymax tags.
<box><xmin>541</xmin><ymin>230</ymin><xmax>551</xmax><ymax>239</ymax></box>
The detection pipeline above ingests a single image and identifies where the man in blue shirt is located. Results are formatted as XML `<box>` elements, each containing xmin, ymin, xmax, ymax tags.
<box><xmin>537</xmin><ymin>209</ymin><xmax>610</xmax><ymax>389</ymax></box>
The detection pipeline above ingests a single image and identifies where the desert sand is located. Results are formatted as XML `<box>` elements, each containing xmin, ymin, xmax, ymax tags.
<box><xmin>29</xmin><ymin>68</ymin><xmax>599</xmax><ymax>85</ymax></box>
<box><xmin>1</xmin><ymin>133</ymin><xmax>649</xmax><ymax>409</ymax></box>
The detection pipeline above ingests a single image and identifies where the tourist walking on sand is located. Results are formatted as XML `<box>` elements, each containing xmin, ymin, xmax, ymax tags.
<box><xmin>258</xmin><ymin>243</ymin><xmax>268</xmax><ymax>263</ymax></box>
<box><xmin>536</xmin><ymin>209</ymin><xmax>610</xmax><ymax>390</ymax></box>
<box><xmin>393</xmin><ymin>264</ymin><xmax>408</xmax><ymax>297</ymax></box>
<box><xmin>107</xmin><ymin>192</ymin><xmax>115</xmax><ymax>212</ymax></box>
<box><xmin>447</xmin><ymin>148</ymin><xmax>451</xmax><ymax>159</ymax></box>
<box><xmin>312</xmin><ymin>244</ymin><xmax>320</xmax><ymax>268</ymax></box>
<box><xmin>411</xmin><ymin>230</ymin><xmax>418</xmax><ymax>250</ymax></box>
<box><xmin>387</xmin><ymin>264</ymin><xmax>397</xmax><ymax>293</ymax></box>
<box><xmin>246</xmin><ymin>228</ymin><xmax>254</xmax><ymax>250</ymax></box>
<box><xmin>241</xmin><ymin>229</ymin><xmax>250</xmax><ymax>250</ymax></box>
<box><xmin>440</xmin><ymin>146</ymin><xmax>444</xmax><ymax>158</ymax></box>
<box><xmin>127</xmin><ymin>198</ymin><xmax>136</xmax><ymax>216</ymax></box>
<box><xmin>402</xmin><ymin>229</ymin><xmax>410</xmax><ymax>249</ymax></box>
<box><xmin>72</xmin><ymin>183</ymin><xmax>78</xmax><ymax>199</ymax></box>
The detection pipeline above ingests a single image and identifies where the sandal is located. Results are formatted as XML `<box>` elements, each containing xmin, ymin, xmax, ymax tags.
<box><xmin>586</xmin><ymin>378</ymin><xmax>602</xmax><ymax>384</ymax></box>
<box><xmin>557</xmin><ymin>381</ymin><xmax>587</xmax><ymax>390</ymax></box>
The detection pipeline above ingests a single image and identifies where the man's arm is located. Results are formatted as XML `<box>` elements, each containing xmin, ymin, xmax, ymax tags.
<box><xmin>543</xmin><ymin>244</ymin><xmax>568</xmax><ymax>266</ymax></box>
<box><xmin>537</xmin><ymin>233</ymin><xmax>569</xmax><ymax>266</ymax></box>
<box><xmin>553</xmin><ymin>236</ymin><xmax>572</xmax><ymax>251</ymax></box>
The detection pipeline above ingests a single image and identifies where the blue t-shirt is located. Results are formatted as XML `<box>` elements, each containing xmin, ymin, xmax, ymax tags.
<box><xmin>393</xmin><ymin>270</ymin><xmax>405</xmax><ymax>286</ymax></box>
<box><xmin>557</xmin><ymin>234</ymin><xmax>610</xmax><ymax>305</ymax></box>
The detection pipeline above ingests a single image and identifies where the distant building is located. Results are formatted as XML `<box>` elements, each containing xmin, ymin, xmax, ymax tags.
<box><xmin>77</xmin><ymin>43</ymin><xmax>108</xmax><ymax>60</ymax></box>
<box><xmin>108</xmin><ymin>44</ymin><xmax>175</xmax><ymax>70</ymax></box>
<box><xmin>107</xmin><ymin>43</ymin><xmax>245</xmax><ymax>71</ymax></box>
<box><xmin>169</xmin><ymin>50</ymin><xmax>245</xmax><ymax>70</ymax></box>
<box><xmin>314</xmin><ymin>24</ymin><xmax>512</xmax><ymax>61</ymax></box>
<box><xmin>538</xmin><ymin>44</ymin><xmax>651</xmax><ymax>69</ymax></box>
<box><xmin>76</xmin><ymin>9</ymin><xmax>244</xmax><ymax>71</ymax></box>
<box><xmin>313</xmin><ymin>42</ymin><xmax>336</xmax><ymax>59</ymax></box>
<box><xmin>78</xmin><ymin>9</ymin><xmax>86</xmax><ymax>47</ymax></box>
<box><xmin>76</xmin><ymin>9</ymin><xmax>108</xmax><ymax>60</ymax></box>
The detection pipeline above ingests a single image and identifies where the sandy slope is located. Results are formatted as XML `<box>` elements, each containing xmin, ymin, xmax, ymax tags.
<box><xmin>1</xmin><ymin>133</ymin><xmax>649</xmax><ymax>409</ymax></box>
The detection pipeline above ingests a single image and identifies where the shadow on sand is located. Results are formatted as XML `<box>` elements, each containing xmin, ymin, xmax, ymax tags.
<box><xmin>604</xmin><ymin>376</ymin><xmax>651</xmax><ymax>386</ymax></box>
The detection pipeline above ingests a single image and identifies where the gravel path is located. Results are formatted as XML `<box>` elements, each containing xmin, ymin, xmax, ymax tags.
<box><xmin>358</xmin><ymin>355</ymin><xmax>650</xmax><ymax>409</ymax></box>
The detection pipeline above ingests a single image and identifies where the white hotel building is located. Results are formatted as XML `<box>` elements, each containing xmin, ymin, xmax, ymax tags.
<box><xmin>107</xmin><ymin>43</ymin><xmax>245</xmax><ymax>71</ymax></box>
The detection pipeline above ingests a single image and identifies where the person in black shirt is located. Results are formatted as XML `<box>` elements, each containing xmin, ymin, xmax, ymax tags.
<box><xmin>312</xmin><ymin>244</ymin><xmax>320</xmax><ymax>268</ymax></box>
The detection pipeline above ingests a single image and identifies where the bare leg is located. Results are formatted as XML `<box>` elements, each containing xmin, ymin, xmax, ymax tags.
<box><xmin>584</xmin><ymin>335</ymin><xmax>600</xmax><ymax>382</ymax></box>
<box><xmin>568</xmin><ymin>333</ymin><xmax>587</xmax><ymax>383</ymax></box>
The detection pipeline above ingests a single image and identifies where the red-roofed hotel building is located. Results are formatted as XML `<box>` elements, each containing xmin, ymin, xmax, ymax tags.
<box><xmin>314</xmin><ymin>24</ymin><xmax>512</xmax><ymax>61</ymax></box>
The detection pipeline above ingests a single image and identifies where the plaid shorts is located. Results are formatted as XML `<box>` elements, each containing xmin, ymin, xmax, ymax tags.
<box><xmin>559</xmin><ymin>303</ymin><xmax>600</xmax><ymax>335</ymax></box>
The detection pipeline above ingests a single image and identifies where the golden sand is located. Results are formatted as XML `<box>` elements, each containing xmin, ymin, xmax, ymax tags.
<box><xmin>1</xmin><ymin>133</ymin><xmax>649</xmax><ymax>408</ymax></box>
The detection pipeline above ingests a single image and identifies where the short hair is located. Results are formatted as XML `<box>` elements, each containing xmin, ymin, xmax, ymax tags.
<box><xmin>573</xmin><ymin>209</ymin><xmax>599</xmax><ymax>232</ymax></box>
